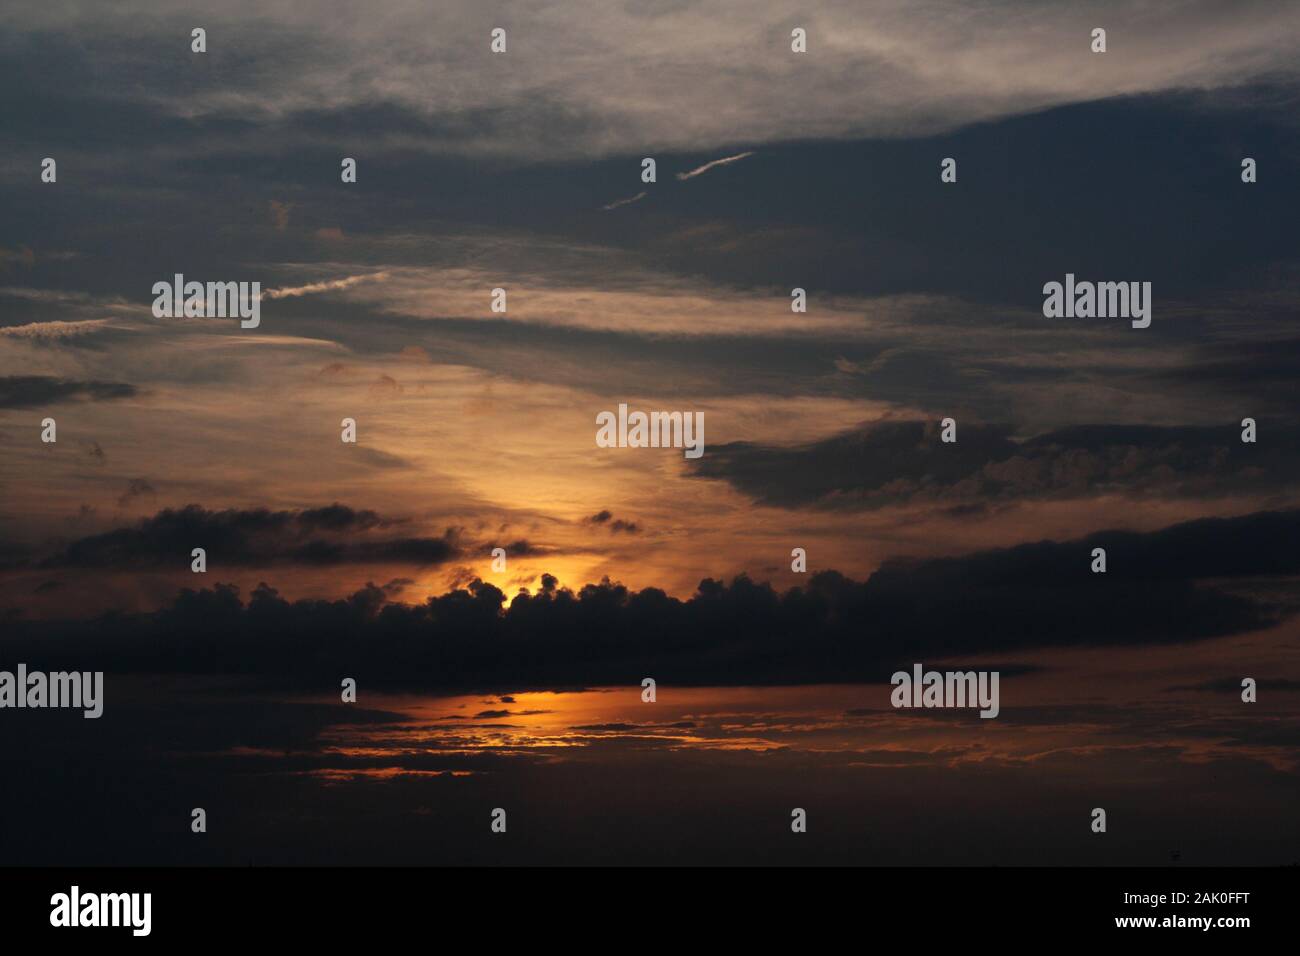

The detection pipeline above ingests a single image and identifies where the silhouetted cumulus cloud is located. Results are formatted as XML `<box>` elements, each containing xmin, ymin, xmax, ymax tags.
<box><xmin>691</xmin><ymin>420</ymin><xmax>1300</xmax><ymax>508</ymax></box>
<box><xmin>585</xmin><ymin>510</ymin><xmax>641</xmax><ymax>533</ymax></box>
<box><xmin>7</xmin><ymin>508</ymin><xmax>1296</xmax><ymax>690</ymax></box>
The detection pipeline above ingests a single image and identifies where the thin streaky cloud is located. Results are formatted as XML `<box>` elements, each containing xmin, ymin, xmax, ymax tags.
<box><xmin>601</xmin><ymin>191</ymin><xmax>647</xmax><ymax>211</ymax></box>
<box><xmin>675</xmin><ymin>151</ymin><xmax>755</xmax><ymax>181</ymax></box>
<box><xmin>262</xmin><ymin>272</ymin><xmax>390</xmax><ymax>300</ymax></box>
<box><xmin>0</xmin><ymin>319</ymin><xmax>114</xmax><ymax>339</ymax></box>
<box><xmin>0</xmin><ymin>287</ymin><xmax>121</xmax><ymax>305</ymax></box>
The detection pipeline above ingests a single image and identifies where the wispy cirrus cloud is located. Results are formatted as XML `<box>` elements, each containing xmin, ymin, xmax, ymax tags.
<box><xmin>0</xmin><ymin>319</ymin><xmax>115</xmax><ymax>340</ymax></box>
<box><xmin>676</xmin><ymin>151</ymin><xmax>754</xmax><ymax>181</ymax></box>
<box><xmin>262</xmin><ymin>272</ymin><xmax>390</xmax><ymax>300</ymax></box>
<box><xmin>601</xmin><ymin>191</ymin><xmax>646</xmax><ymax>211</ymax></box>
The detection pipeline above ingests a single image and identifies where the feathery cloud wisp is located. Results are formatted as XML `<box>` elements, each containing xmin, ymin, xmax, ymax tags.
<box><xmin>263</xmin><ymin>272</ymin><xmax>390</xmax><ymax>300</ymax></box>
<box><xmin>0</xmin><ymin>319</ymin><xmax>113</xmax><ymax>339</ymax></box>
<box><xmin>676</xmin><ymin>151</ymin><xmax>755</xmax><ymax>181</ymax></box>
<box><xmin>602</xmin><ymin>191</ymin><xmax>647</xmax><ymax>211</ymax></box>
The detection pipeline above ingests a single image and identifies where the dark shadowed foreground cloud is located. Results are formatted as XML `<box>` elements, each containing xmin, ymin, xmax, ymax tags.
<box><xmin>690</xmin><ymin>420</ymin><xmax>1299</xmax><ymax>509</ymax></box>
<box><xmin>7</xmin><ymin>508</ymin><xmax>1297</xmax><ymax>690</ymax></box>
<box><xmin>1165</xmin><ymin>337</ymin><xmax>1300</xmax><ymax>413</ymax></box>
<box><xmin>0</xmin><ymin>375</ymin><xmax>137</xmax><ymax>408</ymax></box>
<box><xmin>25</xmin><ymin>503</ymin><xmax>458</xmax><ymax>570</ymax></box>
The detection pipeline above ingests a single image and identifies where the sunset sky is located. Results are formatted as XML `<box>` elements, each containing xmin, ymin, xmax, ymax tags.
<box><xmin>2</xmin><ymin>0</ymin><xmax>1299</xmax><ymax>865</ymax></box>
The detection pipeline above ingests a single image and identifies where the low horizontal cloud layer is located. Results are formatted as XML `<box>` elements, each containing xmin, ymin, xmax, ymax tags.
<box><xmin>24</xmin><ymin>503</ymin><xmax>458</xmax><ymax>570</ymax></box>
<box><xmin>7</xmin><ymin>508</ymin><xmax>1296</xmax><ymax>688</ymax></box>
<box><xmin>0</xmin><ymin>374</ymin><xmax>137</xmax><ymax>408</ymax></box>
<box><xmin>690</xmin><ymin>420</ymin><xmax>1300</xmax><ymax>509</ymax></box>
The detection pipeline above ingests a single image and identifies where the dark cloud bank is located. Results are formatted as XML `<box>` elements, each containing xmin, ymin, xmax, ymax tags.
<box><xmin>691</xmin><ymin>420</ymin><xmax>1300</xmax><ymax>509</ymax></box>
<box><xmin>0</xmin><ymin>375</ymin><xmax>137</xmax><ymax>409</ymax></box>
<box><xmin>26</xmin><ymin>503</ymin><xmax>458</xmax><ymax>570</ymax></box>
<box><xmin>6</xmin><ymin>508</ymin><xmax>1298</xmax><ymax>691</ymax></box>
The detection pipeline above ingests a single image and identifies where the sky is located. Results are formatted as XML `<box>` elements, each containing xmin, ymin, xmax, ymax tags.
<box><xmin>1</xmin><ymin>0</ymin><xmax>1299</xmax><ymax>865</ymax></box>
